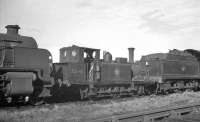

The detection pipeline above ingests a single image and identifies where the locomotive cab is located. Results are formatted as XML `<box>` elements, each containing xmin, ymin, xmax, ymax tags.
<box><xmin>60</xmin><ymin>45</ymin><xmax>100</xmax><ymax>63</ymax></box>
<box><xmin>54</xmin><ymin>45</ymin><xmax>100</xmax><ymax>84</ymax></box>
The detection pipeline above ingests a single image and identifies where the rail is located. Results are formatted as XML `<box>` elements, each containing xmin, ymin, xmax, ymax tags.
<box><xmin>87</xmin><ymin>102</ymin><xmax>200</xmax><ymax>122</ymax></box>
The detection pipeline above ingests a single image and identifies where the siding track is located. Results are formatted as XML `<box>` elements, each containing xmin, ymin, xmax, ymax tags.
<box><xmin>88</xmin><ymin>102</ymin><xmax>200</xmax><ymax>122</ymax></box>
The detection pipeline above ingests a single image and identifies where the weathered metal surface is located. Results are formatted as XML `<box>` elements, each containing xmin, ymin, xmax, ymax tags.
<box><xmin>0</xmin><ymin>25</ymin><xmax>53</xmax><ymax>103</ymax></box>
<box><xmin>67</xmin><ymin>63</ymin><xmax>87</xmax><ymax>83</ymax></box>
<box><xmin>115</xmin><ymin>57</ymin><xmax>128</xmax><ymax>64</ymax></box>
<box><xmin>132</xmin><ymin>50</ymin><xmax>200</xmax><ymax>83</ymax></box>
<box><xmin>53</xmin><ymin>63</ymin><xmax>87</xmax><ymax>84</ymax></box>
<box><xmin>0</xmin><ymin>25</ymin><xmax>38</xmax><ymax>48</ymax></box>
<box><xmin>100</xmin><ymin>63</ymin><xmax>131</xmax><ymax>83</ymax></box>
<box><xmin>5</xmin><ymin>72</ymin><xmax>34</xmax><ymax>96</ymax></box>
<box><xmin>60</xmin><ymin>45</ymin><xmax>100</xmax><ymax>63</ymax></box>
<box><xmin>162</xmin><ymin>61</ymin><xmax>199</xmax><ymax>76</ymax></box>
<box><xmin>128</xmin><ymin>47</ymin><xmax>135</xmax><ymax>63</ymax></box>
<box><xmin>0</xmin><ymin>25</ymin><xmax>52</xmax><ymax>84</ymax></box>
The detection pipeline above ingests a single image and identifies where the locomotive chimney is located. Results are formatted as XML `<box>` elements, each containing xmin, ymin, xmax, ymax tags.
<box><xmin>128</xmin><ymin>47</ymin><xmax>135</xmax><ymax>63</ymax></box>
<box><xmin>5</xmin><ymin>25</ymin><xmax>20</xmax><ymax>35</ymax></box>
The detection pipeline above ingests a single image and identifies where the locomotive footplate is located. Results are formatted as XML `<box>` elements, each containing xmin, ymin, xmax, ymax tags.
<box><xmin>79</xmin><ymin>83</ymin><xmax>136</xmax><ymax>99</ymax></box>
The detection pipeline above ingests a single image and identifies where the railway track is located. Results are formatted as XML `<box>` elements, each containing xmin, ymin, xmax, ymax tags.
<box><xmin>86</xmin><ymin>102</ymin><xmax>200</xmax><ymax>122</ymax></box>
<box><xmin>1</xmin><ymin>92</ymin><xmax>200</xmax><ymax>122</ymax></box>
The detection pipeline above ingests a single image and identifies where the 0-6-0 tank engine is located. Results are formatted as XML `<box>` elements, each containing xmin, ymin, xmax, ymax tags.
<box><xmin>51</xmin><ymin>45</ymin><xmax>136</xmax><ymax>100</ymax></box>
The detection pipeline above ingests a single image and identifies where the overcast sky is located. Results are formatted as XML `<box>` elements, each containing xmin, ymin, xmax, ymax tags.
<box><xmin>0</xmin><ymin>0</ymin><xmax>200</xmax><ymax>62</ymax></box>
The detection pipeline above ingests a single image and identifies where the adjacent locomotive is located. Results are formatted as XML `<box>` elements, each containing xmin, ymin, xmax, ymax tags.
<box><xmin>132</xmin><ymin>49</ymin><xmax>200</xmax><ymax>94</ymax></box>
<box><xmin>0</xmin><ymin>25</ymin><xmax>53</xmax><ymax>103</ymax></box>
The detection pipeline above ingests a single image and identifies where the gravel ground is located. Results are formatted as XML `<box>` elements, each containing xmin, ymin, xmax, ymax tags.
<box><xmin>1</xmin><ymin>91</ymin><xmax>200</xmax><ymax>122</ymax></box>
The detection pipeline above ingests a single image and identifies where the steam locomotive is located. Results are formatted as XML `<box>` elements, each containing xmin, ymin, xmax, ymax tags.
<box><xmin>1</xmin><ymin>25</ymin><xmax>200</xmax><ymax>103</ymax></box>
<box><xmin>0</xmin><ymin>25</ymin><xmax>53</xmax><ymax>103</ymax></box>
<box><xmin>51</xmin><ymin>46</ymin><xmax>135</xmax><ymax>100</ymax></box>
